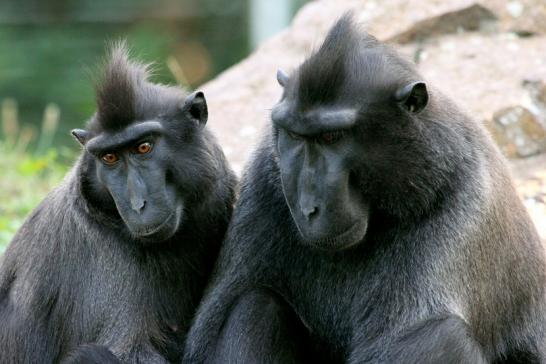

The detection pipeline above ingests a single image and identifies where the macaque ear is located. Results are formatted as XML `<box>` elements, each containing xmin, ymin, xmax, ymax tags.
<box><xmin>277</xmin><ymin>69</ymin><xmax>289</xmax><ymax>88</ymax></box>
<box><xmin>183</xmin><ymin>91</ymin><xmax>208</xmax><ymax>127</ymax></box>
<box><xmin>71</xmin><ymin>129</ymin><xmax>89</xmax><ymax>146</ymax></box>
<box><xmin>395</xmin><ymin>81</ymin><xmax>428</xmax><ymax>113</ymax></box>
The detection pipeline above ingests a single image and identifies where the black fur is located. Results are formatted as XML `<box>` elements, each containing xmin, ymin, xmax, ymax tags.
<box><xmin>61</xmin><ymin>344</ymin><xmax>120</xmax><ymax>364</ymax></box>
<box><xmin>209</xmin><ymin>289</ymin><xmax>315</xmax><ymax>364</ymax></box>
<box><xmin>184</xmin><ymin>15</ymin><xmax>546</xmax><ymax>363</ymax></box>
<box><xmin>0</xmin><ymin>44</ymin><xmax>237</xmax><ymax>363</ymax></box>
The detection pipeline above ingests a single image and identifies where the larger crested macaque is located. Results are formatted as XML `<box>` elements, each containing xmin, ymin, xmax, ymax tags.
<box><xmin>0</xmin><ymin>44</ymin><xmax>237</xmax><ymax>363</ymax></box>
<box><xmin>184</xmin><ymin>15</ymin><xmax>546</xmax><ymax>364</ymax></box>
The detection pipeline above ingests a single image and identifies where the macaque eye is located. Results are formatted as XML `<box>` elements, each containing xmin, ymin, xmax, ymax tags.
<box><xmin>318</xmin><ymin>131</ymin><xmax>344</xmax><ymax>145</ymax></box>
<box><xmin>286</xmin><ymin>130</ymin><xmax>303</xmax><ymax>141</ymax></box>
<box><xmin>134</xmin><ymin>142</ymin><xmax>153</xmax><ymax>154</ymax></box>
<box><xmin>101</xmin><ymin>153</ymin><xmax>119</xmax><ymax>165</ymax></box>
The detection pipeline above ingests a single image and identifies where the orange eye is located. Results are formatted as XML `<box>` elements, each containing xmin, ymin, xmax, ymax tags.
<box><xmin>135</xmin><ymin>142</ymin><xmax>153</xmax><ymax>154</ymax></box>
<box><xmin>319</xmin><ymin>131</ymin><xmax>344</xmax><ymax>145</ymax></box>
<box><xmin>101</xmin><ymin>153</ymin><xmax>119</xmax><ymax>165</ymax></box>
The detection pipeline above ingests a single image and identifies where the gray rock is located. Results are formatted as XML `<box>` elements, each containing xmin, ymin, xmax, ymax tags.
<box><xmin>522</xmin><ymin>79</ymin><xmax>546</xmax><ymax>127</ymax></box>
<box><xmin>492</xmin><ymin>105</ymin><xmax>546</xmax><ymax>158</ymax></box>
<box><xmin>483</xmin><ymin>0</ymin><xmax>546</xmax><ymax>35</ymax></box>
<box><xmin>388</xmin><ymin>4</ymin><xmax>497</xmax><ymax>44</ymax></box>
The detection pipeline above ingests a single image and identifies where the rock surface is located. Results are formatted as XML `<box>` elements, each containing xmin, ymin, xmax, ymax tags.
<box><xmin>492</xmin><ymin>106</ymin><xmax>546</xmax><ymax>157</ymax></box>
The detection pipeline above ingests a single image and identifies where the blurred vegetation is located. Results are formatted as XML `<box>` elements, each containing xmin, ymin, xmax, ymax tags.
<box><xmin>0</xmin><ymin>0</ymin><xmax>250</xmax><ymax>148</ymax></box>
<box><xmin>0</xmin><ymin>99</ymin><xmax>73</xmax><ymax>252</ymax></box>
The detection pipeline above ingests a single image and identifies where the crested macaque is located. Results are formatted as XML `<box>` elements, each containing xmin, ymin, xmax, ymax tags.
<box><xmin>184</xmin><ymin>15</ymin><xmax>546</xmax><ymax>364</ymax></box>
<box><xmin>0</xmin><ymin>44</ymin><xmax>236</xmax><ymax>363</ymax></box>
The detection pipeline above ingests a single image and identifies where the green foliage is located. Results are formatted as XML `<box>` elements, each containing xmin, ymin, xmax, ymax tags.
<box><xmin>0</xmin><ymin>99</ymin><xmax>73</xmax><ymax>253</ymax></box>
<box><xmin>0</xmin><ymin>144</ymin><xmax>72</xmax><ymax>252</ymax></box>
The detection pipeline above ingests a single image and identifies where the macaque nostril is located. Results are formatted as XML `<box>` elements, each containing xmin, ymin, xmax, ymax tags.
<box><xmin>302</xmin><ymin>206</ymin><xmax>318</xmax><ymax>220</ymax></box>
<box><xmin>131</xmin><ymin>199</ymin><xmax>146</xmax><ymax>214</ymax></box>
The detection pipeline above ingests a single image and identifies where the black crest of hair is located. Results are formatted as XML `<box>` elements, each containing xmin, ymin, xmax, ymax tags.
<box><xmin>184</xmin><ymin>14</ymin><xmax>546</xmax><ymax>364</ymax></box>
<box><xmin>296</xmin><ymin>15</ymin><xmax>356</xmax><ymax>107</ymax></box>
<box><xmin>297</xmin><ymin>15</ymin><xmax>370</xmax><ymax>106</ymax></box>
<box><xmin>296</xmin><ymin>14</ymin><xmax>418</xmax><ymax>111</ymax></box>
<box><xmin>91</xmin><ymin>41</ymin><xmax>182</xmax><ymax>133</ymax></box>
<box><xmin>0</xmin><ymin>42</ymin><xmax>237</xmax><ymax>363</ymax></box>
<box><xmin>94</xmin><ymin>42</ymin><xmax>139</xmax><ymax>130</ymax></box>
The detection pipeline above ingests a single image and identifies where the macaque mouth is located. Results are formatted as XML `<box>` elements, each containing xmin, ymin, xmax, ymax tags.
<box><xmin>132</xmin><ymin>209</ymin><xmax>178</xmax><ymax>238</ymax></box>
<box><xmin>300</xmin><ymin>219</ymin><xmax>368</xmax><ymax>251</ymax></box>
